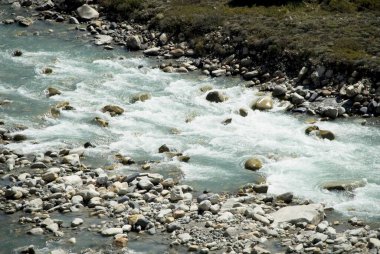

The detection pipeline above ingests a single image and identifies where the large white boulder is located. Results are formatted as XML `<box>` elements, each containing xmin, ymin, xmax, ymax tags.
<box><xmin>76</xmin><ymin>4</ymin><xmax>99</xmax><ymax>20</ymax></box>
<box><xmin>270</xmin><ymin>203</ymin><xmax>324</xmax><ymax>226</ymax></box>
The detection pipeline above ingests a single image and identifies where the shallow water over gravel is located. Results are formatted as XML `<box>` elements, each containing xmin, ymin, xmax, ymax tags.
<box><xmin>1</xmin><ymin>15</ymin><xmax>380</xmax><ymax>252</ymax></box>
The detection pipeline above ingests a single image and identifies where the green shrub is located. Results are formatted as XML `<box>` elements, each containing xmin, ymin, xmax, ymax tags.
<box><xmin>99</xmin><ymin>0</ymin><xmax>144</xmax><ymax>17</ymax></box>
<box><xmin>228</xmin><ymin>0</ymin><xmax>303</xmax><ymax>7</ymax></box>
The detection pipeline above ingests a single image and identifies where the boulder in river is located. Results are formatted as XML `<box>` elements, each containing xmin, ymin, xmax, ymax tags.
<box><xmin>13</xmin><ymin>134</ymin><xmax>27</xmax><ymax>142</ymax></box>
<box><xmin>244</xmin><ymin>157</ymin><xmax>262</xmax><ymax>171</ymax></box>
<box><xmin>305</xmin><ymin>125</ymin><xmax>319</xmax><ymax>135</ymax></box>
<box><xmin>322</xmin><ymin>179</ymin><xmax>366</xmax><ymax>192</ymax></box>
<box><xmin>130</xmin><ymin>92</ymin><xmax>151</xmax><ymax>103</ymax></box>
<box><xmin>94</xmin><ymin>117</ymin><xmax>108</xmax><ymax>127</ymax></box>
<box><xmin>158</xmin><ymin>144</ymin><xmax>170</xmax><ymax>153</ymax></box>
<box><xmin>206</xmin><ymin>91</ymin><xmax>227</xmax><ymax>103</ymax></box>
<box><xmin>76</xmin><ymin>4</ymin><xmax>99</xmax><ymax>20</ymax></box>
<box><xmin>317</xmin><ymin>130</ymin><xmax>335</xmax><ymax>140</ymax></box>
<box><xmin>305</xmin><ymin>126</ymin><xmax>335</xmax><ymax>140</ymax></box>
<box><xmin>46</xmin><ymin>87</ymin><xmax>61</xmax><ymax>97</ymax></box>
<box><xmin>101</xmin><ymin>105</ymin><xmax>124</xmax><ymax>116</ymax></box>
<box><xmin>12</xmin><ymin>50</ymin><xmax>22</xmax><ymax>57</ymax></box>
<box><xmin>42</xmin><ymin>68</ymin><xmax>53</xmax><ymax>74</ymax></box>
<box><xmin>252</xmin><ymin>97</ymin><xmax>273</xmax><ymax>110</ymax></box>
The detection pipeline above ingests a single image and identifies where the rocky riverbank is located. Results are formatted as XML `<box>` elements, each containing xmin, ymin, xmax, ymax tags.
<box><xmin>1</xmin><ymin>0</ymin><xmax>380</xmax><ymax>120</ymax></box>
<box><xmin>1</xmin><ymin>134</ymin><xmax>380</xmax><ymax>254</ymax></box>
<box><xmin>1</xmin><ymin>1</ymin><xmax>380</xmax><ymax>253</ymax></box>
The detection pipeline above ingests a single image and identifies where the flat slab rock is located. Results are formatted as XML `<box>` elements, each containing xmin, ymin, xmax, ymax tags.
<box><xmin>270</xmin><ymin>203</ymin><xmax>324</xmax><ymax>226</ymax></box>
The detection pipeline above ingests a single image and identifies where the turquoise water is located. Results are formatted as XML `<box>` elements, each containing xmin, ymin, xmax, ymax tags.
<box><xmin>1</xmin><ymin>9</ymin><xmax>380</xmax><ymax>253</ymax></box>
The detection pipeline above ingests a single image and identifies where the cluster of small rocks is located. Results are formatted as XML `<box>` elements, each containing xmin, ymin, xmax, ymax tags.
<box><xmin>1</xmin><ymin>142</ymin><xmax>380</xmax><ymax>253</ymax></box>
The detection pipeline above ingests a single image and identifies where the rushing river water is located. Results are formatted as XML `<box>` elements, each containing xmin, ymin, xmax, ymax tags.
<box><xmin>1</xmin><ymin>11</ymin><xmax>380</xmax><ymax>253</ymax></box>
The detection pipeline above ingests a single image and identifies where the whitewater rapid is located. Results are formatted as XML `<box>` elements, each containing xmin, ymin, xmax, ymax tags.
<box><xmin>1</xmin><ymin>21</ymin><xmax>380</xmax><ymax>222</ymax></box>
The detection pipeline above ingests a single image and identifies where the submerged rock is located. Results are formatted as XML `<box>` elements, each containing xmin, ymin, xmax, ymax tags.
<box><xmin>322</xmin><ymin>179</ymin><xmax>366</xmax><ymax>192</ymax></box>
<box><xmin>130</xmin><ymin>92</ymin><xmax>151</xmax><ymax>103</ymax></box>
<box><xmin>305</xmin><ymin>125</ymin><xmax>319</xmax><ymax>135</ymax></box>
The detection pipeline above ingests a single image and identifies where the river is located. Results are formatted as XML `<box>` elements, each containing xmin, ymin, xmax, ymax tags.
<box><xmin>1</xmin><ymin>9</ymin><xmax>380</xmax><ymax>253</ymax></box>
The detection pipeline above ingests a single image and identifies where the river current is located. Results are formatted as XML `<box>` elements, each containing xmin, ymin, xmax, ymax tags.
<box><xmin>1</xmin><ymin>13</ymin><xmax>380</xmax><ymax>253</ymax></box>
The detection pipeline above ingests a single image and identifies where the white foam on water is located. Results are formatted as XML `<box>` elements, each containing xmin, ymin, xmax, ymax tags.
<box><xmin>2</xmin><ymin>32</ymin><xmax>380</xmax><ymax>219</ymax></box>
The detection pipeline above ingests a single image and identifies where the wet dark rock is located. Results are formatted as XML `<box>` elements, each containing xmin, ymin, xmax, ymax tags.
<box><xmin>222</xmin><ymin>118</ymin><xmax>232</xmax><ymax>125</ymax></box>
<box><xmin>277</xmin><ymin>192</ymin><xmax>293</xmax><ymax>203</ymax></box>
<box><xmin>317</xmin><ymin>130</ymin><xmax>335</xmax><ymax>140</ymax></box>
<box><xmin>46</xmin><ymin>87</ymin><xmax>61</xmax><ymax>97</ymax></box>
<box><xmin>305</xmin><ymin>125</ymin><xmax>319</xmax><ymax>135</ymax></box>
<box><xmin>122</xmin><ymin>173</ymin><xmax>140</xmax><ymax>183</ymax></box>
<box><xmin>13</xmin><ymin>134</ymin><xmax>27</xmax><ymax>142</ymax></box>
<box><xmin>206</xmin><ymin>91</ymin><xmax>227</xmax><ymax>103</ymax></box>
<box><xmin>84</xmin><ymin>142</ymin><xmax>95</xmax><ymax>148</ymax></box>
<box><xmin>101</xmin><ymin>105</ymin><xmax>124</xmax><ymax>116</ymax></box>
<box><xmin>12</xmin><ymin>50</ymin><xmax>23</xmax><ymax>57</ymax></box>
<box><xmin>272</xmin><ymin>85</ymin><xmax>287</xmax><ymax>98</ymax></box>
<box><xmin>158</xmin><ymin>144</ymin><xmax>170</xmax><ymax>153</ymax></box>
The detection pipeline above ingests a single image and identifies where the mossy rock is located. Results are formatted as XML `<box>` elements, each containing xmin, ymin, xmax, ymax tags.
<box><xmin>101</xmin><ymin>105</ymin><xmax>124</xmax><ymax>116</ymax></box>
<box><xmin>94</xmin><ymin>117</ymin><xmax>108</xmax><ymax>127</ymax></box>
<box><xmin>305</xmin><ymin>125</ymin><xmax>319</xmax><ymax>135</ymax></box>
<box><xmin>244</xmin><ymin>157</ymin><xmax>263</xmax><ymax>171</ymax></box>
<box><xmin>318</xmin><ymin>130</ymin><xmax>335</xmax><ymax>140</ymax></box>
<box><xmin>252</xmin><ymin>97</ymin><xmax>273</xmax><ymax>110</ymax></box>
<box><xmin>47</xmin><ymin>87</ymin><xmax>61</xmax><ymax>97</ymax></box>
<box><xmin>130</xmin><ymin>92</ymin><xmax>151</xmax><ymax>103</ymax></box>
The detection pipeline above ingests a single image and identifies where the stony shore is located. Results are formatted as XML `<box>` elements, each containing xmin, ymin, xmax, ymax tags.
<box><xmin>1</xmin><ymin>141</ymin><xmax>380</xmax><ymax>254</ymax></box>
<box><xmin>1</xmin><ymin>1</ymin><xmax>380</xmax><ymax>253</ymax></box>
